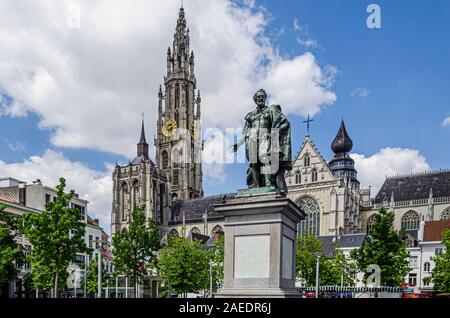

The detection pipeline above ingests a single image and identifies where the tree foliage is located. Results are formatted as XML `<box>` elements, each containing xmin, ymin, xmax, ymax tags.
<box><xmin>112</xmin><ymin>204</ymin><xmax>160</xmax><ymax>285</ymax></box>
<box><xmin>158</xmin><ymin>234</ymin><xmax>210</xmax><ymax>295</ymax></box>
<box><xmin>425</xmin><ymin>229</ymin><xmax>450</xmax><ymax>292</ymax></box>
<box><xmin>211</xmin><ymin>235</ymin><xmax>224</xmax><ymax>289</ymax></box>
<box><xmin>350</xmin><ymin>208</ymin><xmax>410</xmax><ymax>286</ymax></box>
<box><xmin>296</xmin><ymin>233</ymin><xmax>322</xmax><ymax>286</ymax></box>
<box><xmin>296</xmin><ymin>234</ymin><xmax>357</xmax><ymax>287</ymax></box>
<box><xmin>0</xmin><ymin>205</ymin><xmax>24</xmax><ymax>293</ymax></box>
<box><xmin>20</xmin><ymin>177</ymin><xmax>88</xmax><ymax>297</ymax></box>
<box><xmin>83</xmin><ymin>257</ymin><xmax>109</xmax><ymax>295</ymax></box>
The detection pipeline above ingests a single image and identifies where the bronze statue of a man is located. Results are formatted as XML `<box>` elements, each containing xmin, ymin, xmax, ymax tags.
<box><xmin>232</xmin><ymin>89</ymin><xmax>292</xmax><ymax>196</ymax></box>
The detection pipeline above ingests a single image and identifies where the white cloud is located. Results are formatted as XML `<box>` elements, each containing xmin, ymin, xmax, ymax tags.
<box><xmin>351</xmin><ymin>88</ymin><xmax>370</xmax><ymax>98</ymax></box>
<box><xmin>442</xmin><ymin>116</ymin><xmax>450</xmax><ymax>127</ymax></box>
<box><xmin>293</xmin><ymin>18</ymin><xmax>301</xmax><ymax>31</ymax></box>
<box><xmin>4</xmin><ymin>139</ymin><xmax>26</xmax><ymax>152</ymax></box>
<box><xmin>296</xmin><ymin>38</ymin><xmax>319</xmax><ymax>49</ymax></box>
<box><xmin>0</xmin><ymin>0</ymin><xmax>337</xmax><ymax>165</ymax></box>
<box><xmin>0</xmin><ymin>150</ymin><xmax>113</xmax><ymax>231</ymax></box>
<box><xmin>263</xmin><ymin>53</ymin><xmax>337</xmax><ymax>116</ymax></box>
<box><xmin>351</xmin><ymin>147</ymin><xmax>431</xmax><ymax>195</ymax></box>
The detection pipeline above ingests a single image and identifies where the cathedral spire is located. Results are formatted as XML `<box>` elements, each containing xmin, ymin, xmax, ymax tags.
<box><xmin>137</xmin><ymin>115</ymin><xmax>149</xmax><ymax>159</ymax></box>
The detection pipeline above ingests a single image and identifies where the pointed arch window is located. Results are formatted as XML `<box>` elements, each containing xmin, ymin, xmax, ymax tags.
<box><xmin>298</xmin><ymin>196</ymin><xmax>320</xmax><ymax>237</ymax></box>
<box><xmin>121</xmin><ymin>183</ymin><xmax>129</xmax><ymax>222</ymax></box>
<box><xmin>295</xmin><ymin>170</ymin><xmax>301</xmax><ymax>184</ymax></box>
<box><xmin>211</xmin><ymin>225</ymin><xmax>224</xmax><ymax>235</ymax></box>
<box><xmin>190</xmin><ymin>227</ymin><xmax>201</xmax><ymax>234</ymax></box>
<box><xmin>162</xmin><ymin>151</ymin><xmax>169</xmax><ymax>170</ymax></box>
<box><xmin>367</xmin><ymin>214</ymin><xmax>377</xmax><ymax>233</ymax></box>
<box><xmin>311</xmin><ymin>168</ymin><xmax>318</xmax><ymax>182</ymax></box>
<box><xmin>132</xmin><ymin>180</ymin><xmax>139</xmax><ymax>211</ymax></box>
<box><xmin>175</xmin><ymin>83</ymin><xmax>180</xmax><ymax>110</ymax></box>
<box><xmin>304</xmin><ymin>154</ymin><xmax>310</xmax><ymax>167</ymax></box>
<box><xmin>441</xmin><ymin>207</ymin><xmax>450</xmax><ymax>220</ymax></box>
<box><xmin>401</xmin><ymin>211</ymin><xmax>420</xmax><ymax>230</ymax></box>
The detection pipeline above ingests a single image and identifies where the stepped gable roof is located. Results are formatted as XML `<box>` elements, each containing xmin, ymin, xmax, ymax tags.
<box><xmin>374</xmin><ymin>170</ymin><xmax>450</xmax><ymax>204</ymax></box>
<box><xmin>171</xmin><ymin>193</ymin><xmax>236</xmax><ymax>223</ymax></box>
<box><xmin>423</xmin><ymin>220</ymin><xmax>450</xmax><ymax>242</ymax></box>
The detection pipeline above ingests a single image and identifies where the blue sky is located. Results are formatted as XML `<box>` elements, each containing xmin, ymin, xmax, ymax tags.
<box><xmin>207</xmin><ymin>0</ymin><xmax>450</xmax><ymax>194</ymax></box>
<box><xmin>0</xmin><ymin>0</ymin><xmax>449</xmax><ymax>227</ymax></box>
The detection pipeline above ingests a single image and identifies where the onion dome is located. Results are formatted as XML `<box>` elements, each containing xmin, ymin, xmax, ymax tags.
<box><xmin>331</xmin><ymin>120</ymin><xmax>353</xmax><ymax>155</ymax></box>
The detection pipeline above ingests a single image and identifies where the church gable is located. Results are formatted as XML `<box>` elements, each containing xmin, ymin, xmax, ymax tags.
<box><xmin>288</xmin><ymin>137</ymin><xmax>335</xmax><ymax>185</ymax></box>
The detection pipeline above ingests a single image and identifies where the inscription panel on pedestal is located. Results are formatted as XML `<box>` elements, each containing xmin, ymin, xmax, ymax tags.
<box><xmin>234</xmin><ymin>235</ymin><xmax>270</xmax><ymax>278</ymax></box>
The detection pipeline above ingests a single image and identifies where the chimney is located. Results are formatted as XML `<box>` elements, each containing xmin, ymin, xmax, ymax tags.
<box><xmin>19</xmin><ymin>183</ymin><xmax>26</xmax><ymax>206</ymax></box>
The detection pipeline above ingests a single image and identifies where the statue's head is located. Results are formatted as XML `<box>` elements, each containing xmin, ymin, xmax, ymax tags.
<box><xmin>253</xmin><ymin>89</ymin><xmax>267</xmax><ymax>108</ymax></box>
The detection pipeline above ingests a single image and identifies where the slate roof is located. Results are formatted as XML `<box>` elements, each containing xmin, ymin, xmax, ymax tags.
<box><xmin>130</xmin><ymin>155</ymin><xmax>155</xmax><ymax>166</ymax></box>
<box><xmin>189</xmin><ymin>232</ymin><xmax>210</xmax><ymax>244</ymax></box>
<box><xmin>170</xmin><ymin>193</ymin><xmax>236</xmax><ymax>224</ymax></box>
<box><xmin>374</xmin><ymin>170</ymin><xmax>450</xmax><ymax>204</ymax></box>
<box><xmin>318</xmin><ymin>234</ymin><xmax>366</xmax><ymax>257</ymax></box>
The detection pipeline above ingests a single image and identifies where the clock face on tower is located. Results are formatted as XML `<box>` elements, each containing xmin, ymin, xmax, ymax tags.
<box><xmin>189</xmin><ymin>121</ymin><xmax>200</xmax><ymax>140</ymax></box>
<box><xmin>162</xmin><ymin>118</ymin><xmax>177</xmax><ymax>137</ymax></box>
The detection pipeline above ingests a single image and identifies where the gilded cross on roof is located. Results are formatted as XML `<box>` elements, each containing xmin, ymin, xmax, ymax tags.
<box><xmin>303</xmin><ymin>114</ymin><xmax>314</xmax><ymax>137</ymax></box>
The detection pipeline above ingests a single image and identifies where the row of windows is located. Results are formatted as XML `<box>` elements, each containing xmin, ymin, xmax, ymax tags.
<box><xmin>168</xmin><ymin>224</ymin><xmax>224</xmax><ymax>237</ymax></box>
<box><xmin>367</xmin><ymin>207</ymin><xmax>450</xmax><ymax>232</ymax></box>
<box><xmin>294</xmin><ymin>169</ymin><xmax>319</xmax><ymax>184</ymax></box>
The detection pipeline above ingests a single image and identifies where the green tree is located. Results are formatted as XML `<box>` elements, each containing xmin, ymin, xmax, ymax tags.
<box><xmin>424</xmin><ymin>229</ymin><xmax>450</xmax><ymax>292</ymax></box>
<box><xmin>20</xmin><ymin>177</ymin><xmax>88</xmax><ymax>297</ymax></box>
<box><xmin>211</xmin><ymin>235</ymin><xmax>224</xmax><ymax>289</ymax></box>
<box><xmin>350</xmin><ymin>208</ymin><xmax>410</xmax><ymax>286</ymax></box>
<box><xmin>296</xmin><ymin>233</ymin><xmax>322</xmax><ymax>286</ymax></box>
<box><xmin>83</xmin><ymin>257</ymin><xmax>109</xmax><ymax>296</ymax></box>
<box><xmin>158</xmin><ymin>234</ymin><xmax>210</xmax><ymax>296</ymax></box>
<box><xmin>0</xmin><ymin>205</ymin><xmax>24</xmax><ymax>295</ymax></box>
<box><xmin>112</xmin><ymin>204</ymin><xmax>160</xmax><ymax>292</ymax></box>
<box><xmin>322</xmin><ymin>248</ymin><xmax>358</xmax><ymax>286</ymax></box>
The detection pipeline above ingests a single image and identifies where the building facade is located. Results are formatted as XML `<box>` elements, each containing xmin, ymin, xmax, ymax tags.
<box><xmin>0</xmin><ymin>177</ymin><xmax>105</xmax><ymax>297</ymax></box>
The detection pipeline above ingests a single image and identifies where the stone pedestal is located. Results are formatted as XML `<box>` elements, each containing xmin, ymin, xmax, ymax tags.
<box><xmin>214</xmin><ymin>191</ymin><xmax>305</xmax><ymax>298</ymax></box>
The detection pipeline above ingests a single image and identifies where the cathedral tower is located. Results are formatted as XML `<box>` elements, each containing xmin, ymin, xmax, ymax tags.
<box><xmin>155</xmin><ymin>7</ymin><xmax>203</xmax><ymax>201</ymax></box>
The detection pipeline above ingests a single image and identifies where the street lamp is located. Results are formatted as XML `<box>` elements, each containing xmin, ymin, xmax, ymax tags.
<box><xmin>313</xmin><ymin>252</ymin><xmax>321</xmax><ymax>299</ymax></box>
<box><xmin>94</xmin><ymin>239</ymin><xmax>107</xmax><ymax>298</ymax></box>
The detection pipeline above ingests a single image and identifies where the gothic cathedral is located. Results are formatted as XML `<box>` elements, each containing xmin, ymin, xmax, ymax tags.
<box><xmin>111</xmin><ymin>7</ymin><xmax>203</xmax><ymax>236</ymax></box>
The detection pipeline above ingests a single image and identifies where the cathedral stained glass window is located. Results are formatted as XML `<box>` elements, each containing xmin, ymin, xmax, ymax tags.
<box><xmin>298</xmin><ymin>196</ymin><xmax>320</xmax><ymax>237</ymax></box>
<box><xmin>401</xmin><ymin>210</ymin><xmax>420</xmax><ymax>230</ymax></box>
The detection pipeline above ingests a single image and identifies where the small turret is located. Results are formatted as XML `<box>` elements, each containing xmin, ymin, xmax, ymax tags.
<box><xmin>328</xmin><ymin>119</ymin><xmax>359</xmax><ymax>189</ymax></box>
